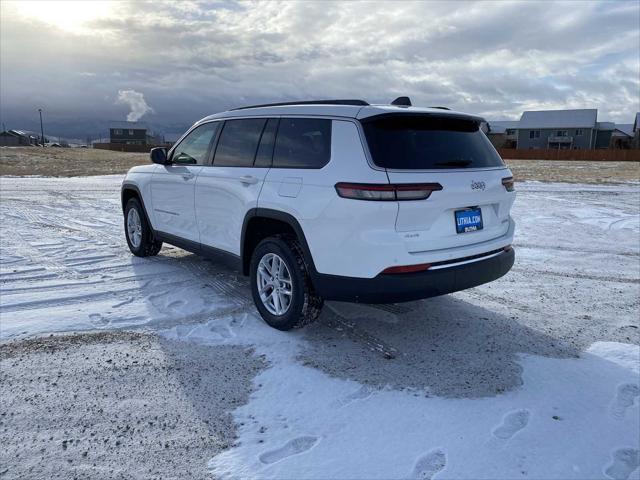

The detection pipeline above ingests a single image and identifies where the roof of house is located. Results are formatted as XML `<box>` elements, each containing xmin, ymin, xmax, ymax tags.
<box><xmin>10</xmin><ymin>129</ymin><xmax>39</xmax><ymax>138</ymax></box>
<box><xmin>110</xmin><ymin>121</ymin><xmax>148</xmax><ymax>130</ymax></box>
<box><xmin>596</xmin><ymin>122</ymin><xmax>615</xmax><ymax>131</ymax></box>
<box><xmin>487</xmin><ymin>120</ymin><xmax>519</xmax><ymax>134</ymax></box>
<box><xmin>518</xmin><ymin>109</ymin><xmax>598</xmax><ymax>129</ymax></box>
<box><xmin>0</xmin><ymin>130</ymin><xmax>21</xmax><ymax>137</ymax></box>
<box><xmin>616</xmin><ymin>123</ymin><xmax>633</xmax><ymax>137</ymax></box>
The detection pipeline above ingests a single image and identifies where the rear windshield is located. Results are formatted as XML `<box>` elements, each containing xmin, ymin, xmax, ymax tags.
<box><xmin>361</xmin><ymin>115</ymin><xmax>504</xmax><ymax>170</ymax></box>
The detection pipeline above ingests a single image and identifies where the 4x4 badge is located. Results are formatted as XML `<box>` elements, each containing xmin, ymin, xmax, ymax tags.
<box><xmin>471</xmin><ymin>180</ymin><xmax>486</xmax><ymax>191</ymax></box>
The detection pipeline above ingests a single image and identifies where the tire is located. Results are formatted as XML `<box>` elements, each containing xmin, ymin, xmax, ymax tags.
<box><xmin>124</xmin><ymin>198</ymin><xmax>162</xmax><ymax>257</ymax></box>
<box><xmin>250</xmin><ymin>235</ymin><xmax>323</xmax><ymax>330</ymax></box>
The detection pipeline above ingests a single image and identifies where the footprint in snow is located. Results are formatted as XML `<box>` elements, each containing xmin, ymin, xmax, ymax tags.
<box><xmin>208</xmin><ymin>323</ymin><xmax>234</xmax><ymax>341</ymax></box>
<box><xmin>332</xmin><ymin>385</ymin><xmax>373</xmax><ymax>408</ymax></box>
<box><xmin>259</xmin><ymin>436</ymin><xmax>318</xmax><ymax>465</ymax></box>
<box><xmin>167</xmin><ymin>299</ymin><xmax>187</xmax><ymax>310</ymax></box>
<box><xmin>88</xmin><ymin>313</ymin><xmax>109</xmax><ymax>327</ymax></box>
<box><xmin>492</xmin><ymin>409</ymin><xmax>530</xmax><ymax>440</ymax></box>
<box><xmin>112</xmin><ymin>297</ymin><xmax>134</xmax><ymax>308</ymax></box>
<box><xmin>411</xmin><ymin>449</ymin><xmax>446</xmax><ymax>480</ymax></box>
<box><xmin>611</xmin><ymin>383</ymin><xmax>640</xmax><ymax>419</ymax></box>
<box><xmin>604</xmin><ymin>448</ymin><xmax>640</xmax><ymax>480</ymax></box>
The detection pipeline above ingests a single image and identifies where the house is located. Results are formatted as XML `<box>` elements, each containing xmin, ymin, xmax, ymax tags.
<box><xmin>0</xmin><ymin>130</ymin><xmax>23</xmax><ymax>146</ymax></box>
<box><xmin>594</xmin><ymin>122</ymin><xmax>615</xmax><ymax>149</ymax></box>
<box><xmin>109</xmin><ymin>121</ymin><xmax>149</xmax><ymax>145</ymax></box>
<box><xmin>610</xmin><ymin>123</ymin><xmax>634</xmax><ymax>149</ymax></box>
<box><xmin>516</xmin><ymin>109</ymin><xmax>599</xmax><ymax>150</ymax></box>
<box><xmin>486</xmin><ymin>121</ymin><xmax>519</xmax><ymax>148</ymax></box>
<box><xmin>0</xmin><ymin>129</ymin><xmax>41</xmax><ymax>146</ymax></box>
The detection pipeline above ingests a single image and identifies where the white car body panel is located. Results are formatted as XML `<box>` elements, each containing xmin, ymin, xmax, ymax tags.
<box><xmin>196</xmin><ymin>165</ymin><xmax>270</xmax><ymax>255</ymax></box>
<box><xmin>386</xmin><ymin>168</ymin><xmax>515</xmax><ymax>252</ymax></box>
<box><xmin>151</xmin><ymin>164</ymin><xmax>202</xmax><ymax>243</ymax></box>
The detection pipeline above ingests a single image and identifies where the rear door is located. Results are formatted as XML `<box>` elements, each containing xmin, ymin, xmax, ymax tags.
<box><xmin>150</xmin><ymin>122</ymin><xmax>219</xmax><ymax>242</ymax></box>
<box><xmin>361</xmin><ymin>114</ymin><xmax>515</xmax><ymax>253</ymax></box>
<box><xmin>195</xmin><ymin>118</ymin><xmax>276</xmax><ymax>255</ymax></box>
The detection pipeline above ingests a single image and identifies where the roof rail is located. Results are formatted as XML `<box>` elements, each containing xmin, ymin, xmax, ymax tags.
<box><xmin>230</xmin><ymin>99</ymin><xmax>369</xmax><ymax>111</ymax></box>
<box><xmin>429</xmin><ymin>106</ymin><xmax>450</xmax><ymax>110</ymax></box>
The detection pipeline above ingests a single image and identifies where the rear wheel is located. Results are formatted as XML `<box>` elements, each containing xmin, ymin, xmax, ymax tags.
<box><xmin>124</xmin><ymin>198</ymin><xmax>162</xmax><ymax>257</ymax></box>
<box><xmin>250</xmin><ymin>235</ymin><xmax>323</xmax><ymax>330</ymax></box>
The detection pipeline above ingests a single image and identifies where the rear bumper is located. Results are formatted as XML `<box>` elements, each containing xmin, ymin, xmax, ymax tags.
<box><xmin>312</xmin><ymin>247</ymin><xmax>515</xmax><ymax>303</ymax></box>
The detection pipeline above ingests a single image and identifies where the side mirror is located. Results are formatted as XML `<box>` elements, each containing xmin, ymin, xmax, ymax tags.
<box><xmin>150</xmin><ymin>147</ymin><xmax>169</xmax><ymax>165</ymax></box>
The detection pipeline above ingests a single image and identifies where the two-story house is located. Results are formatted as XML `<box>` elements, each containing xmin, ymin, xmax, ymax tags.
<box><xmin>516</xmin><ymin>109</ymin><xmax>598</xmax><ymax>150</ymax></box>
<box><xmin>109</xmin><ymin>121</ymin><xmax>148</xmax><ymax>145</ymax></box>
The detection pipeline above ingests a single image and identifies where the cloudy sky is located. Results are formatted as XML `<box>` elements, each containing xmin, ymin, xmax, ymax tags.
<box><xmin>1</xmin><ymin>0</ymin><xmax>638</xmax><ymax>138</ymax></box>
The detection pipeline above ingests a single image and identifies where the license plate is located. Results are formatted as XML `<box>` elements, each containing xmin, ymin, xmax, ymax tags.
<box><xmin>455</xmin><ymin>208</ymin><xmax>483</xmax><ymax>233</ymax></box>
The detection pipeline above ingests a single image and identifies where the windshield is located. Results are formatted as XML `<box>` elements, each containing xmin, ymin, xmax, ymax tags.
<box><xmin>361</xmin><ymin>114</ymin><xmax>505</xmax><ymax>170</ymax></box>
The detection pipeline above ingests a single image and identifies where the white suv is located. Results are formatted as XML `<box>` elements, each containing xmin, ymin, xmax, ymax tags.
<box><xmin>121</xmin><ymin>98</ymin><xmax>516</xmax><ymax>330</ymax></box>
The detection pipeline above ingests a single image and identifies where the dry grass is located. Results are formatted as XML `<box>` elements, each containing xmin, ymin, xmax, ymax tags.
<box><xmin>1</xmin><ymin>147</ymin><xmax>638</xmax><ymax>184</ymax></box>
<box><xmin>0</xmin><ymin>146</ymin><xmax>148</xmax><ymax>177</ymax></box>
<box><xmin>505</xmin><ymin>159</ymin><xmax>639</xmax><ymax>184</ymax></box>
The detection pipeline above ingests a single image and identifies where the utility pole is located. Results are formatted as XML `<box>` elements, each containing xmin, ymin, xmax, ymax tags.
<box><xmin>38</xmin><ymin>108</ymin><xmax>45</xmax><ymax>147</ymax></box>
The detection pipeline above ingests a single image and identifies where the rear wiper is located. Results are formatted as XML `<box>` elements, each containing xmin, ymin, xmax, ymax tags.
<box><xmin>434</xmin><ymin>160</ymin><xmax>472</xmax><ymax>167</ymax></box>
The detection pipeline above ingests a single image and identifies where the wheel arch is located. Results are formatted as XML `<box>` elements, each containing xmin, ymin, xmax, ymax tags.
<box><xmin>241</xmin><ymin>208</ymin><xmax>317</xmax><ymax>277</ymax></box>
<box><xmin>121</xmin><ymin>183</ymin><xmax>155</xmax><ymax>235</ymax></box>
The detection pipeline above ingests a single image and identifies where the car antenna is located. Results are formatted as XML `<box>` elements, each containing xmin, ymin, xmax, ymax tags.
<box><xmin>390</xmin><ymin>96</ymin><xmax>412</xmax><ymax>107</ymax></box>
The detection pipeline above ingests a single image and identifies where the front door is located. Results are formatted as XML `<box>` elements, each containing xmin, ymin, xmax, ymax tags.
<box><xmin>151</xmin><ymin>122</ymin><xmax>220</xmax><ymax>243</ymax></box>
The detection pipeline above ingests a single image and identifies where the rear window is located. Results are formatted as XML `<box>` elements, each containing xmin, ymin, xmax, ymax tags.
<box><xmin>214</xmin><ymin>118</ymin><xmax>267</xmax><ymax>167</ymax></box>
<box><xmin>362</xmin><ymin>115</ymin><xmax>504</xmax><ymax>170</ymax></box>
<box><xmin>273</xmin><ymin>118</ymin><xmax>331</xmax><ymax>169</ymax></box>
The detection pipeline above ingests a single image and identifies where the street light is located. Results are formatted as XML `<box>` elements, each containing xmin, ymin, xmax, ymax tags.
<box><xmin>38</xmin><ymin>108</ymin><xmax>45</xmax><ymax>147</ymax></box>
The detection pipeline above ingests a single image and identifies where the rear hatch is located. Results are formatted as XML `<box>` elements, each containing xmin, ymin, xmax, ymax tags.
<box><xmin>361</xmin><ymin>113</ymin><xmax>514</xmax><ymax>253</ymax></box>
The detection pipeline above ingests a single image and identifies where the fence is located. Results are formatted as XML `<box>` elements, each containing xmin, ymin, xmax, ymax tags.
<box><xmin>92</xmin><ymin>143</ymin><xmax>640</xmax><ymax>160</ymax></box>
<box><xmin>498</xmin><ymin>148</ymin><xmax>640</xmax><ymax>162</ymax></box>
<box><xmin>93</xmin><ymin>143</ymin><xmax>169</xmax><ymax>153</ymax></box>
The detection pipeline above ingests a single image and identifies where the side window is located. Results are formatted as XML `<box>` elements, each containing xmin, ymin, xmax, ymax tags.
<box><xmin>273</xmin><ymin>118</ymin><xmax>332</xmax><ymax>169</ymax></box>
<box><xmin>254</xmin><ymin>118</ymin><xmax>279</xmax><ymax>168</ymax></box>
<box><xmin>214</xmin><ymin>119</ymin><xmax>267</xmax><ymax>167</ymax></box>
<box><xmin>171</xmin><ymin>122</ymin><xmax>219</xmax><ymax>165</ymax></box>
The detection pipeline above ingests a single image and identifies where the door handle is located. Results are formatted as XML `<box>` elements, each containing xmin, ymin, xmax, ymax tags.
<box><xmin>182</xmin><ymin>173</ymin><xmax>194</xmax><ymax>181</ymax></box>
<box><xmin>239</xmin><ymin>175</ymin><xmax>259</xmax><ymax>185</ymax></box>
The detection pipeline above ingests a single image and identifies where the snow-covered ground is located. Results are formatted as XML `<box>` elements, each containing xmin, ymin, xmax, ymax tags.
<box><xmin>1</xmin><ymin>176</ymin><xmax>639</xmax><ymax>479</ymax></box>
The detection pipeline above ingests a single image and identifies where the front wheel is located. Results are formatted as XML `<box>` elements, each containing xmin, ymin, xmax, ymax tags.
<box><xmin>250</xmin><ymin>235</ymin><xmax>323</xmax><ymax>330</ymax></box>
<box><xmin>124</xmin><ymin>198</ymin><xmax>162</xmax><ymax>257</ymax></box>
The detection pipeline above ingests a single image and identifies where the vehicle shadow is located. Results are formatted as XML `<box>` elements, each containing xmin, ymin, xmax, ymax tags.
<box><xmin>300</xmin><ymin>295</ymin><xmax>581</xmax><ymax>398</ymax></box>
<box><xmin>128</xmin><ymin>249</ymin><xmax>580</xmax><ymax>399</ymax></box>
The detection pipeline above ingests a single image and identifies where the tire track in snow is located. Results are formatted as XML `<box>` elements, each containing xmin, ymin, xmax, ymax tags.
<box><xmin>515</xmin><ymin>243</ymin><xmax>639</xmax><ymax>258</ymax></box>
<box><xmin>510</xmin><ymin>267</ymin><xmax>640</xmax><ymax>285</ymax></box>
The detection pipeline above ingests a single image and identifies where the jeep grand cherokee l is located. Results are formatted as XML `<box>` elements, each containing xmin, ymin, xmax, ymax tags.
<box><xmin>121</xmin><ymin>98</ymin><xmax>515</xmax><ymax>330</ymax></box>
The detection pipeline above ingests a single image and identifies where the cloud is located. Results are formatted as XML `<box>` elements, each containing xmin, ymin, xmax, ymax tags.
<box><xmin>0</xmin><ymin>0</ymin><xmax>638</xmax><ymax>137</ymax></box>
<box><xmin>116</xmin><ymin>89</ymin><xmax>154</xmax><ymax>122</ymax></box>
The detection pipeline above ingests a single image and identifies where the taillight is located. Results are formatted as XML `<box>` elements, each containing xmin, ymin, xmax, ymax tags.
<box><xmin>502</xmin><ymin>177</ymin><xmax>515</xmax><ymax>192</ymax></box>
<box><xmin>335</xmin><ymin>182</ymin><xmax>442</xmax><ymax>201</ymax></box>
<box><xmin>381</xmin><ymin>263</ymin><xmax>431</xmax><ymax>274</ymax></box>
